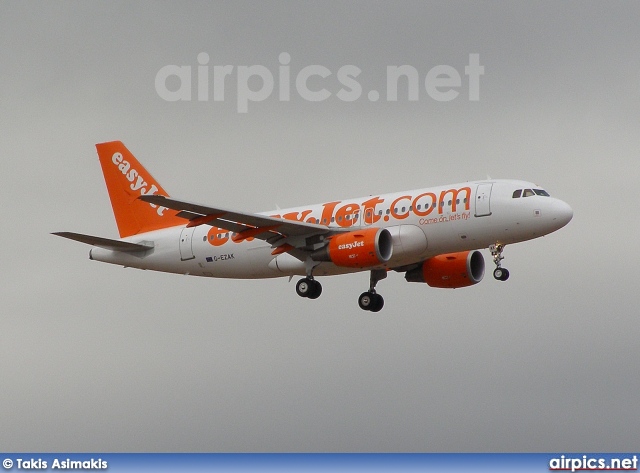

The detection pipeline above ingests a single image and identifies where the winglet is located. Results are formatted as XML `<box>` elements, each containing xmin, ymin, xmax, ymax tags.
<box><xmin>96</xmin><ymin>141</ymin><xmax>185</xmax><ymax>237</ymax></box>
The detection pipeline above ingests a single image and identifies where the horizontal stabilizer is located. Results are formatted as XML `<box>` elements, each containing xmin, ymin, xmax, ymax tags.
<box><xmin>52</xmin><ymin>232</ymin><xmax>153</xmax><ymax>252</ymax></box>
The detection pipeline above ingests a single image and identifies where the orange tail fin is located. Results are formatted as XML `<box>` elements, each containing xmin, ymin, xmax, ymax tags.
<box><xmin>96</xmin><ymin>141</ymin><xmax>185</xmax><ymax>238</ymax></box>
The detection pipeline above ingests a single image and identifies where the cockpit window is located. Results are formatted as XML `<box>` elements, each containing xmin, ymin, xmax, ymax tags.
<box><xmin>522</xmin><ymin>189</ymin><xmax>535</xmax><ymax>197</ymax></box>
<box><xmin>512</xmin><ymin>189</ymin><xmax>522</xmax><ymax>198</ymax></box>
<box><xmin>533</xmin><ymin>189</ymin><xmax>550</xmax><ymax>196</ymax></box>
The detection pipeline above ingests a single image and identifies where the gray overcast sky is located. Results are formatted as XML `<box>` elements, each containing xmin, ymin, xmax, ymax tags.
<box><xmin>1</xmin><ymin>1</ymin><xmax>639</xmax><ymax>452</ymax></box>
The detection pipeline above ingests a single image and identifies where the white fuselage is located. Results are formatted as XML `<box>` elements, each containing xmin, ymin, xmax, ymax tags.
<box><xmin>89</xmin><ymin>179</ymin><xmax>573</xmax><ymax>279</ymax></box>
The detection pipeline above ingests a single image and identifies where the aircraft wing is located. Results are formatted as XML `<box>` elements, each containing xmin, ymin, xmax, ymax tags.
<box><xmin>52</xmin><ymin>232</ymin><xmax>154</xmax><ymax>252</ymax></box>
<box><xmin>139</xmin><ymin>195</ymin><xmax>348</xmax><ymax>253</ymax></box>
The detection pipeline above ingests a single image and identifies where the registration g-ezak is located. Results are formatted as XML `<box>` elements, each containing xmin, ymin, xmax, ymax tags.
<box><xmin>55</xmin><ymin>142</ymin><xmax>572</xmax><ymax>312</ymax></box>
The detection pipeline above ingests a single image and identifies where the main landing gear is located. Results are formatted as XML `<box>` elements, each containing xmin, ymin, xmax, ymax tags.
<box><xmin>296</xmin><ymin>258</ymin><xmax>323</xmax><ymax>300</ymax></box>
<box><xmin>358</xmin><ymin>269</ymin><xmax>387</xmax><ymax>312</ymax></box>
<box><xmin>295</xmin><ymin>269</ymin><xmax>387</xmax><ymax>312</ymax></box>
<box><xmin>490</xmin><ymin>243</ymin><xmax>510</xmax><ymax>281</ymax></box>
<box><xmin>296</xmin><ymin>277</ymin><xmax>322</xmax><ymax>299</ymax></box>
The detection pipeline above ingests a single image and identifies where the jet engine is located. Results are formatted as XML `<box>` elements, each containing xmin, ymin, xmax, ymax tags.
<box><xmin>312</xmin><ymin>227</ymin><xmax>393</xmax><ymax>268</ymax></box>
<box><xmin>405</xmin><ymin>250</ymin><xmax>485</xmax><ymax>288</ymax></box>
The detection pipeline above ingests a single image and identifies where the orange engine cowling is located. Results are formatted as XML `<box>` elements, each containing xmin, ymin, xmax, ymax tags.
<box><xmin>312</xmin><ymin>228</ymin><xmax>393</xmax><ymax>268</ymax></box>
<box><xmin>405</xmin><ymin>250</ymin><xmax>485</xmax><ymax>288</ymax></box>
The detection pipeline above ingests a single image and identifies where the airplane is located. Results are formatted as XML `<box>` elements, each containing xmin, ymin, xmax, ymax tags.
<box><xmin>54</xmin><ymin>141</ymin><xmax>573</xmax><ymax>312</ymax></box>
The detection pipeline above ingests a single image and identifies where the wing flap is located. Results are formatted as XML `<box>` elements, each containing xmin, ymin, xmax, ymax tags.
<box><xmin>52</xmin><ymin>232</ymin><xmax>154</xmax><ymax>253</ymax></box>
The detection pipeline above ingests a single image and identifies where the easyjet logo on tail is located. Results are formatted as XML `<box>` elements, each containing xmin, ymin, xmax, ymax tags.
<box><xmin>96</xmin><ymin>141</ymin><xmax>192</xmax><ymax>238</ymax></box>
<box><xmin>111</xmin><ymin>152</ymin><xmax>167</xmax><ymax>216</ymax></box>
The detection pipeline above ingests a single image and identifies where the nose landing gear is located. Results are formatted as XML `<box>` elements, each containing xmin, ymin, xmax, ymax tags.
<box><xmin>490</xmin><ymin>244</ymin><xmax>510</xmax><ymax>281</ymax></box>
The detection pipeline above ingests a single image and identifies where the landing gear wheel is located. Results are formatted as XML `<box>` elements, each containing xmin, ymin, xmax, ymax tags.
<box><xmin>358</xmin><ymin>292</ymin><xmax>373</xmax><ymax>310</ymax></box>
<box><xmin>297</xmin><ymin>278</ymin><xmax>322</xmax><ymax>299</ymax></box>
<box><xmin>370</xmin><ymin>293</ymin><xmax>384</xmax><ymax>312</ymax></box>
<box><xmin>296</xmin><ymin>278</ymin><xmax>311</xmax><ymax>297</ymax></box>
<box><xmin>358</xmin><ymin>292</ymin><xmax>384</xmax><ymax>312</ymax></box>
<box><xmin>307</xmin><ymin>280</ymin><xmax>322</xmax><ymax>299</ymax></box>
<box><xmin>489</xmin><ymin>243</ymin><xmax>510</xmax><ymax>282</ymax></box>
<box><xmin>493</xmin><ymin>267</ymin><xmax>510</xmax><ymax>281</ymax></box>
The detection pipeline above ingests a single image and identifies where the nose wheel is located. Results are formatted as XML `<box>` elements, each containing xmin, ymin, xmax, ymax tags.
<box><xmin>493</xmin><ymin>267</ymin><xmax>510</xmax><ymax>281</ymax></box>
<box><xmin>490</xmin><ymin>244</ymin><xmax>510</xmax><ymax>281</ymax></box>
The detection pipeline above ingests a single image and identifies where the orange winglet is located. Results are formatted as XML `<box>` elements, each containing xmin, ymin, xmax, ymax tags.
<box><xmin>231</xmin><ymin>225</ymin><xmax>280</xmax><ymax>243</ymax></box>
<box><xmin>271</xmin><ymin>244</ymin><xmax>294</xmax><ymax>256</ymax></box>
<box><xmin>187</xmin><ymin>213</ymin><xmax>225</xmax><ymax>228</ymax></box>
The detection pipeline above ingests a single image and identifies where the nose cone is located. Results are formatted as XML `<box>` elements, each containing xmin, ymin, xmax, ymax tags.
<box><xmin>551</xmin><ymin>199</ymin><xmax>573</xmax><ymax>229</ymax></box>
